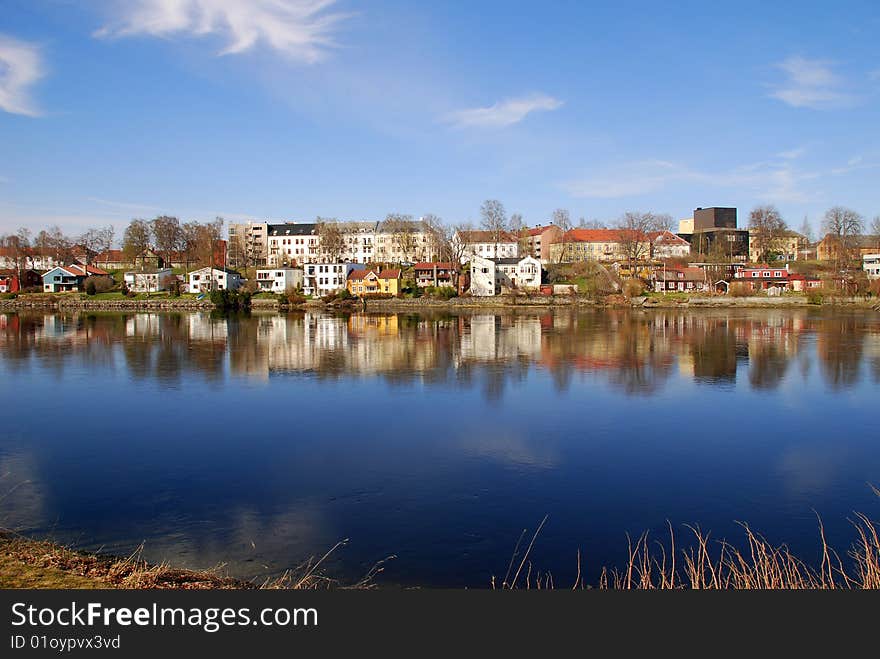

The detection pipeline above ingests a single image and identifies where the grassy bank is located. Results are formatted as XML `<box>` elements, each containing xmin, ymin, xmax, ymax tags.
<box><xmin>0</xmin><ymin>531</ymin><xmax>371</xmax><ymax>590</ymax></box>
<box><xmin>4</xmin><ymin>488</ymin><xmax>878</xmax><ymax>589</ymax></box>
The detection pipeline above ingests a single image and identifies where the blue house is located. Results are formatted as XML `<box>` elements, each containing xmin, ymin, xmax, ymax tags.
<box><xmin>42</xmin><ymin>264</ymin><xmax>110</xmax><ymax>292</ymax></box>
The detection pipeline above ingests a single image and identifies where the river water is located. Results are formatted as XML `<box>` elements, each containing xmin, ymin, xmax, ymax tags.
<box><xmin>1</xmin><ymin>308</ymin><xmax>878</xmax><ymax>587</ymax></box>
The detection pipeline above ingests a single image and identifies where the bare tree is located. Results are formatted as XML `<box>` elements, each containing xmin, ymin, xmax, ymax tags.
<box><xmin>150</xmin><ymin>216</ymin><xmax>182</xmax><ymax>269</ymax></box>
<box><xmin>2</xmin><ymin>228</ymin><xmax>32</xmax><ymax>271</ymax></box>
<box><xmin>798</xmin><ymin>216</ymin><xmax>814</xmax><ymax>245</ymax></box>
<box><xmin>616</xmin><ymin>212</ymin><xmax>655</xmax><ymax>274</ymax></box>
<box><xmin>578</xmin><ymin>217</ymin><xmax>606</xmax><ymax>229</ymax></box>
<box><xmin>316</xmin><ymin>217</ymin><xmax>345</xmax><ymax>264</ymax></box>
<box><xmin>381</xmin><ymin>213</ymin><xmax>418</xmax><ymax>263</ymax></box>
<box><xmin>822</xmin><ymin>206</ymin><xmax>863</xmax><ymax>270</ymax></box>
<box><xmin>180</xmin><ymin>218</ymin><xmax>224</xmax><ymax>271</ymax></box>
<box><xmin>78</xmin><ymin>226</ymin><xmax>115</xmax><ymax>271</ymax></box>
<box><xmin>749</xmin><ymin>205</ymin><xmax>787</xmax><ymax>263</ymax></box>
<box><xmin>450</xmin><ymin>222</ymin><xmax>473</xmax><ymax>264</ymax></box>
<box><xmin>551</xmin><ymin>208</ymin><xmax>572</xmax><ymax>233</ymax></box>
<box><xmin>42</xmin><ymin>225</ymin><xmax>74</xmax><ymax>266</ymax></box>
<box><xmin>871</xmin><ymin>215</ymin><xmax>880</xmax><ymax>249</ymax></box>
<box><xmin>651</xmin><ymin>213</ymin><xmax>673</xmax><ymax>232</ymax></box>
<box><xmin>421</xmin><ymin>213</ymin><xmax>447</xmax><ymax>262</ymax></box>
<box><xmin>480</xmin><ymin>199</ymin><xmax>509</xmax><ymax>257</ymax></box>
<box><xmin>123</xmin><ymin>219</ymin><xmax>151</xmax><ymax>264</ymax></box>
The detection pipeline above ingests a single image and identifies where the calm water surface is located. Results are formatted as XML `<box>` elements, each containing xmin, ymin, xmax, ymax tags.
<box><xmin>1</xmin><ymin>309</ymin><xmax>878</xmax><ymax>587</ymax></box>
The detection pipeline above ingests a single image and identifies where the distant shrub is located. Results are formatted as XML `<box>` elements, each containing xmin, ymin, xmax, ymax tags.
<box><xmin>362</xmin><ymin>292</ymin><xmax>394</xmax><ymax>300</ymax></box>
<box><xmin>728</xmin><ymin>282</ymin><xmax>752</xmax><ymax>297</ymax></box>
<box><xmin>337</xmin><ymin>288</ymin><xmax>353</xmax><ymax>300</ymax></box>
<box><xmin>286</xmin><ymin>288</ymin><xmax>306</xmax><ymax>305</ymax></box>
<box><xmin>0</xmin><ymin>292</ymin><xmax>17</xmax><ymax>300</ymax></box>
<box><xmin>210</xmin><ymin>289</ymin><xmax>251</xmax><ymax>311</ymax></box>
<box><xmin>84</xmin><ymin>276</ymin><xmax>113</xmax><ymax>294</ymax></box>
<box><xmin>621</xmin><ymin>278</ymin><xmax>644</xmax><ymax>298</ymax></box>
<box><xmin>807</xmin><ymin>287</ymin><xmax>826</xmax><ymax>305</ymax></box>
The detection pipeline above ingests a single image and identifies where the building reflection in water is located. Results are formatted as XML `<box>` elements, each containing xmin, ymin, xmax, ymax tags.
<box><xmin>1</xmin><ymin>309</ymin><xmax>878</xmax><ymax>396</ymax></box>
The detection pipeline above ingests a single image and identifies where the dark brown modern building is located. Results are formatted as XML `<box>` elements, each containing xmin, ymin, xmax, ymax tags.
<box><xmin>693</xmin><ymin>207</ymin><xmax>738</xmax><ymax>231</ymax></box>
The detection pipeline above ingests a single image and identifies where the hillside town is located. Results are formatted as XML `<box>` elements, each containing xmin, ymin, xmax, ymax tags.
<box><xmin>1</xmin><ymin>204</ymin><xmax>879</xmax><ymax>300</ymax></box>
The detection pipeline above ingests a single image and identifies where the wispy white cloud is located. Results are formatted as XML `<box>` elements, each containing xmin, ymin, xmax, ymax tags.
<box><xmin>777</xmin><ymin>146</ymin><xmax>807</xmax><ymax>160</ymax></box>
<box><xmin>769</xmin><ymin>56</ymin><xmax>854</xmax><ymax>109</ymax></box>
<box><xmin>94</xmin><ymin>0</ymin><xmax>351</xmax><ymax>63</ymax></box>
<box><xmin>561</xmin><ymin>157</ymin><xmax>822</xmax><ymax>204</ymax></box>
<box><xmin>0</xmin><ymin>34</ymin><xmax>45</xmax><ymax>117</ymax></box>
<box><xmin>445</xmin><ymin>93</ymin><xmax>562</xmax><ymax>129</ymax></box>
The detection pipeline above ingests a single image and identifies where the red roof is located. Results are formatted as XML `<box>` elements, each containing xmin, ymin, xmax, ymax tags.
<box><xmin>66</xmin><ymin>264</ymin><xmax>110</xmax><ymax>277</ymax></box>
<box><xmin>648</xmin><ymin>230</ymin><xmax>689</xmax><ymax>245</ymax></box>
<box><xmin>525</xmin><ymin>225</ymin><xmax>560</xmax><ymax>236</ymax></box>
<box><xmin>348</xmin><ymin>268</ymin><xmax>401</xmax><ymax>281</ymax></box>
<box><xmin>413</xmin><ymin>262</ymin><xmax>456</xmax><ymax>270</ymax></box>
<box><xmin>562</xmin><ymin>228</ymin><xmax>648</xmax><ymax>242</ymax></box>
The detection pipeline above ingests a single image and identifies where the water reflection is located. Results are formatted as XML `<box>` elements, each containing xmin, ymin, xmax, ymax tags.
<box><xmin>2</xmin><ymin>309</ymin><xmax>878</xmax><ymax>395</ymax></box>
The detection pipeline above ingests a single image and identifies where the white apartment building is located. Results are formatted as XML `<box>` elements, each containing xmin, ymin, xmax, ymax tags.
<box><xmin>453</xmin><ymin>230</ymin><xmax>519</xmax><ymax>263</ymax></box>
<box><xmin>256</xmin><ymin>268</ymin><xmax>304</xmax><ymax>293</ymax></box>
<box><xmin>267</xmin><ymin>223</ymin><xmax>320</xmax><ymax>266</ymax></box>
<box><xmin>303</xmin><ymin>263</ymin><xmax>358</xmax><ymax>297</ymax></box>
<box><xmin>863</xmin><ymin>254</ymin><xmax>880</xmax><ymax>280</ymax></box>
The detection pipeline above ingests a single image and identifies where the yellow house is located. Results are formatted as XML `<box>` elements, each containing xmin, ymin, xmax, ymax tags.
<box><xmin>346</xmin><ymin>268</ymin><xmax>401</xmax><ymax>296</ymax></box>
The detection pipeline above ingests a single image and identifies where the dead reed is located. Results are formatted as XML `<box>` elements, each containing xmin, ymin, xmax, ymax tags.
<box><xmin>496</xmin><ymin>488</ymin><xmax>880</xmax><ymax>590</ymax></box>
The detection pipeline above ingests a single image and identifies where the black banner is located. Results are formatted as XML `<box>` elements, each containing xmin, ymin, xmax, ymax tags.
<box><xmin>1</xmin><ymin>589</ymin><xmax>876</xmax><ymax>656</ymax></box>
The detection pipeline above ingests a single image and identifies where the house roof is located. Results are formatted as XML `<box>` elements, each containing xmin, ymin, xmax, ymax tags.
<box><xmin>562</xmin><ymin>228</ymin><xmax>648</xmax><ymax>243</ymax></box>
<box><xmin>648</xmin><ymin>230</ymin><xmax>690</xmax><ymax>246</ymax></box>
<box><xmin>655</xmin><ymin>267</ymin><xmax>707</xmax><ymax>282</ymax></box>
<box><xmin>268</xmin><ymin>223</ymin><xmax>318</xmax><ymax>237</ymax></box>
<box><xmin>66</xmin><ymin>264</ymin><xmax>110</xmax><ymax>277</ymax></box>
<box><xmin>456</xmin><ymin>230</ymin><xmax>518</xmax><ymax>243</ymax></box>
<box><xmin>525</xmin><ymin>225</ymin><xmax>560</xmax><ymax>236</ymax></box>
<box><xmin>413</xmin><ymin>262</ymin><xmax>456</xmax><ymax>270</ymax></box>
<box><xmin>348</xmin><ymin>268</ymin><xmax>401</xmax><ymax>281</ymax></box>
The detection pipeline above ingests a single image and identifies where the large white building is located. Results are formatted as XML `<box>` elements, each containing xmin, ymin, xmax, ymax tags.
<box><xmin>495</xmin><ymin>256</ymin><xmax>543</xmax><ymax>290</ymax></box>
<box><xmin>453</xmin><ymin>230</ymin><xmax>519</xmax><ymax>263</ymax></box>
<box><xmin>267</xmin><ymin>223</ymin><xmax>320</xmax><ymax>267</ymax></box>
<box><xmin>256</xmin><ymin>268</ymin><xmax>304</xmax><ymax>293</ymax></box>
<box><xmin>303</xmin><ymin>263</ymin><xmax>358</xmax><ymax>297</ymax></box>
<box><xmin>124</xmin><ymin>268</ymin><xmax>175</xmax><ymax>293</ymax></box>
<box><xmin>187</xmin><ymin>267</ymin><xmax>242</xmax><ymax>294</ymax></box>
<box><xmin>864</xmin><ymin>254</ymin><xmax>880</xmax><ymax>280</ymax></box>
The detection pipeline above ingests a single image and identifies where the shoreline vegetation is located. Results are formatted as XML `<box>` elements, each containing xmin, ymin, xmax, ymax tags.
<box><xmin>2</xmin><ymin>291</ymin><xmax>880</xmax><ymax>312</ymax></box>
<box><xmin>4</xmin><ymin>488</ymin><xmax>878</xmax><ymax>590</ymax></box>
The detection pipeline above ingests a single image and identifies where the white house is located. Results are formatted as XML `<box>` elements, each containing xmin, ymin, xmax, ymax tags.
<box><xmin>187</xmin><ymin>267</ymin><xmax>242</xmax><ymax>294</ymax></box>
<box><xmin>256</xmin><ymin>268</ymin><xmax>304</xmax><ymax>293</ymax></box>
<box><xmin>124</xmin><ymin>268</ymin><xmax>174</xmax><ymax>293</ymax></box>
<box><xmin>453</xmin><ymin>230</ymin><xmax>519</xmax><ymax>264</ymax></box>
<box><xmin>649</xmin><ymin>230</ymin><xmax>691</xmax><ymax>259</ymax></box>
<box><xmin>303</xmin><ymin>263</ymin><xmax>358</xmax><ymax>297</ymax></box>
<box><xmin>863</xmin><ymin>254</ymin><xmax>880</xmax><ymax>280</ymax></box>
<box><xmin>468</xmin><ymin>255</ymin><xmax>500</xmax><ymax>296</ymax></box>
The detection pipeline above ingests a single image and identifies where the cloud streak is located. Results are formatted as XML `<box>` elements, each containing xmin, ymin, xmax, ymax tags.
<box><xmin>769</xmin><ymin>56</ymin><xmax>854</xmax><ymax>109</ymax></box>
<box><xmin>0</xmin><ymin>34</ymin><xmax>45</xmax><ymax>117</ymax></box>
<box><xmin>94</xmin><ymin>0</ymin><xmax>350</xmax><ymax>63</ymax></box>
<box><xmin>561</xmin><ymin>157</ymin><xmax>823</xmax><ymax>204</ymax></box>
<box><xmin>445</xmin><ymin>93</ymin><xmax>562</xmax><ymax>128</ymax></box>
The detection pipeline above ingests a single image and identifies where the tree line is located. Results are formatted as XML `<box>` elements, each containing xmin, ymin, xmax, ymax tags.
<box><xmin>0</xmin><ymin>217</ymin><xmax>225</xmax><ymax>272</ymax></box>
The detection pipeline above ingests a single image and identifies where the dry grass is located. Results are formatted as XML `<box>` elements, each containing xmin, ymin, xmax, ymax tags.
<box><xmin>496</xmin><ymin>487</ymin><xmax>880</xmax><ymax>590</ymax></box>
<box><xmin>0</xmin><ymin>530</ymin><xmax>384</xmax><ymax>590</ymax></box>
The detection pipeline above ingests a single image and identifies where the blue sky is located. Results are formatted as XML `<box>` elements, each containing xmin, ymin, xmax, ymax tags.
<box><xmin>1</xmin><ymin>0</ymin><xmax>878</xmax><ymax>239</ymax></box>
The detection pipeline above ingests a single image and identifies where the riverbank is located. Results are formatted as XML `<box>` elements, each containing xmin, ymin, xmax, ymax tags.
<box><xmin>2</xmin><ymin>292</ymin><xmax>878</xmax><ymax>312</ymax></box>
<box><xmin>5</xmin><ymin>494</ymin><xmax>879</xmax><ymax>589</ymax></box>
